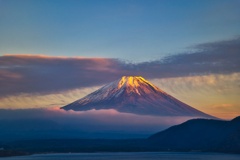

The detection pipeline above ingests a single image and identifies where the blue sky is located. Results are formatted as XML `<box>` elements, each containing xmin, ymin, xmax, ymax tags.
<box><xmin>1</xmin><ymin>0</ymin><xmax>240</xmax><ymax>62</ymax></box>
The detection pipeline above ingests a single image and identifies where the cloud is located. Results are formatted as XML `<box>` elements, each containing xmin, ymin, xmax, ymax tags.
<box><xmin>0</xmin><ymin>107</ymin><xmax>200</xmax><ymax>138</ymax></box>
<box><xmin>0</xmin><ymin>55</ymin><xmax>124</xmax><ymax>97</ymax></box>
<box><xmin>0</xmin><ymin>87</ymin><xmax>101</xmax><ymax>109</ymax></box>
<box><xmin>151</xmin><ymin>73</ymin><xmax>240</xmax><ymax>119</ymax></box>
<box><xmin>139</xmin><ymin>36</ymin><xmax>240</xmax><ymax>78</ymax></box>
<box><xmin>211</xmin><ymin>104</ymin><xmax>234</xmax><ymax>109</ymax></box>
<box><xmin>0</xmin><ymin>37</ymin><xmax>239</xmax><ymax>97</ymax></box>
<box><xmin>209</xmin><ymin>104</ymin><xmax>240</xmax><ymax>120</ymax></box>
<box><xmin>152</xmin><ymin>73</ymin><xmax>240</xmax><ymax>95</ymax></box>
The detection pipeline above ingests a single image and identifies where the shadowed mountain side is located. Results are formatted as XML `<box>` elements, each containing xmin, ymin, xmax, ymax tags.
<box><xmin>62</xmin><ymin>76</ymin><xmax>213</xmax><ymax>118</ymax></box>
<box><xmin>149</xmin><ymin>116</ymin><xmax>240</xmax><ymax>153</ymax></box>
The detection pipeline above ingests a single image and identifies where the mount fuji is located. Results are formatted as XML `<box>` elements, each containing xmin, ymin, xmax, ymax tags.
<box><xmin>61</xmin><ymin>76</ymin><xmax>213</xmax><ymax>118</ymax></box>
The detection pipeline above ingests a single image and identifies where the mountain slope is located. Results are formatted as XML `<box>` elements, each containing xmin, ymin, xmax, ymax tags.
<box><xmin>61</xmin><ymin>76</ymin><xmax>212</xmax><ymax>117</ymax></box>
<box><xmin>149</xmin><ymin>116</ymin><xmax>240</xmax><ymax>153</ymax></box>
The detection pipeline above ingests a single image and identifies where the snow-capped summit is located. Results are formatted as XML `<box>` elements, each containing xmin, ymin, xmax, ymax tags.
<box><xmin>61</xmin><ymin>76</ymin><xmax>212</xmax><ymax>117</ymax></box>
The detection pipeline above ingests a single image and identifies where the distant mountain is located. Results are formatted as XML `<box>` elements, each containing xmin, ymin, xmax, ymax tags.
<box><xmin>61</xmin><ymin>76</ymin><xmax>212</xmax><ymax>117</ymax></box>
<box><xmin>149</xmin><ymin>116</ymin><xmax>240</xmax><ymax>153</ymax></box>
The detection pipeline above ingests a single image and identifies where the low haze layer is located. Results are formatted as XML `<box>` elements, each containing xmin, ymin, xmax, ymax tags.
<box><xmin>0</xmin><ymin>108</ymin><xmax>196</xmax><ymax>139</ymax></box>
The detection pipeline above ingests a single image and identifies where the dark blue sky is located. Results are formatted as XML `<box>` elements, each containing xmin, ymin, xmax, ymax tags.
<box><xmin>0</xmin><ymin>0</ymin><xmax>240</xmax><ymax>62</ymax></box>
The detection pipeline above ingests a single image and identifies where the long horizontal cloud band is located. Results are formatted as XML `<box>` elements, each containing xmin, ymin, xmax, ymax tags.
<box><xmin>0</xmin><ymin>37</ymin><xmax>240</xmax><ymax>97</ymax></box>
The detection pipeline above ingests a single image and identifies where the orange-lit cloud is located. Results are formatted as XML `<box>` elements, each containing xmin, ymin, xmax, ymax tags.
<box><xmin>211</xmin><ymin>104</ymin><xmax>234</xmax><ymax>109</ymax></box>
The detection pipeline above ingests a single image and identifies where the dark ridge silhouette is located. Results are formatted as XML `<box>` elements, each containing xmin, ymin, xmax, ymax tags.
<box><xmin>149</xmin><ymin>116</ymin><xmax>240</xmax><ymax>153</ymax></box>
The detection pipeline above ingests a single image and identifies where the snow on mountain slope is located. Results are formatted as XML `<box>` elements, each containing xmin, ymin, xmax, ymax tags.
<box><xmin>61</xmin><ymin>76</ymin><xmax>213</xmax><ymax>118</ymax></box>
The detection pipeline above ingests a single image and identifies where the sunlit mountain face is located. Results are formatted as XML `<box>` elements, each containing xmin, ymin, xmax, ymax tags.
<box><xmin>62</xmin><ymin>76</ymin><xmax>213</xmax><ymax>118</ymax></box>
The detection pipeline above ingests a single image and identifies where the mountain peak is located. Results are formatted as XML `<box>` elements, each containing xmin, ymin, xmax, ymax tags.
<box><xmin>117</xmin><ymin>76</ymin><xmax>160</xmax><ymax>95</ymax></box>
<box><xmin>61</xmin><ymin>76</ymin><xmax>213</xmax><ymax>118</ymax></box>
<box><xmin>118</xmin><ymin>76</ymin><xmax>154</xmax><ymax>87</ymax></box>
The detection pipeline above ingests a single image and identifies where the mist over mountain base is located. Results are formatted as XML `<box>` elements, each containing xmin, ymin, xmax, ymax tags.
<box><xmin>0</xmin><ymin>108</ymin><xmax>201</xmax><ymax>140</ymax></box>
